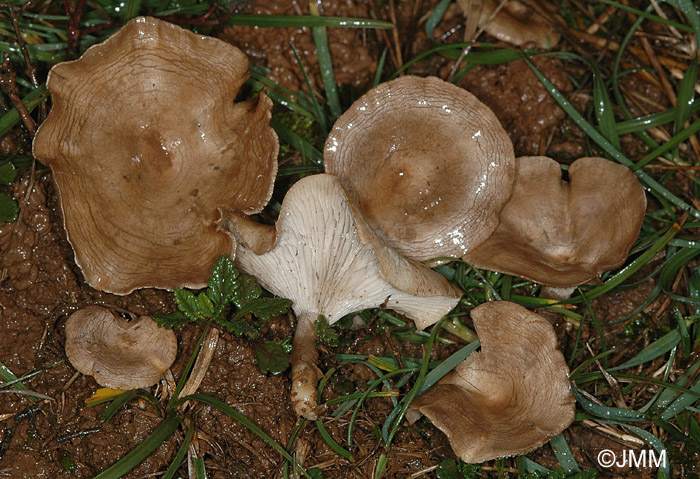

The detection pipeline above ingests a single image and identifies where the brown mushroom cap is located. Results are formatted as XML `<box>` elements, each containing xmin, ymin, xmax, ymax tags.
<box><xmin>324</xmin><ymin>75</ymin><xmax>515</xmax><ymax>261</ymax></box>
<box><xmin>458</xmin><ymin>0</ymin><xmax>560</xmax><ymax>49</ymax></box>
<box><xmin>412</xmin><ymin>301</ymin><xmax>575</xmax><ymax>463</ymax></box>
<box><xmin>32</xmin><ymin>16</ymin><xmax>278</xmax><ymax>294</ymax></box>
<box><xmin>65</xmin><ymin>305</ymin><xmax>177</xmax><ymax>390</ymax></box>
<box><xmin>464</xmin><ymin>156</ymin><xmax>647</xmax><ymax>288</ymax></box>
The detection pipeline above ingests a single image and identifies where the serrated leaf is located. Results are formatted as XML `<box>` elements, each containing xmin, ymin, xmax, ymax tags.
<box><xmin>174</xmin><ymin>288</ymin><xmax>204</xmax><ymax>321</ymax></box>
<box><xmin>221</xmin><ymin>319</ymin><xmax>259</xmax><ymax>338</ymax></box>
<box><xmin>253</xmin><ymin>341</ymin><xmax>290</xmax><ymax>375</ymax></box>
<box><xmin>307</xmin><ymin>468</ymin><xmax>323</xmax><ymax>479</ymax></box>
<box><xmin>234</xmin><ymin>297</ymin><xmax>292</xmax><ymax>321</ymax></box>
<box><xmin>0</xmin><ymin>192</ymin><xmax>18</xmax><ymax>226</ymax></box>
<box><xmin>196</xmin><ymin>291</ymin><xmax>215</xmax><ymax>317</ymax></box>
<box><xmin>0</xmin><ymin>162</ymin><xmax>16</xmax><ymax>184</ymax></box>
<box><xmin>206</xmin><ymin>255</ymin><xmax>241</xmax><ymax>310</ymax></box>
<box><xmin>153</xmin><ymin>311</ymin><xmax>191</xmax><ymax>330</ymax></box>
<box><xmin>235</xmin><ymin>274</ymin><xmax>263</xmax><ymax>307</ymax></box>
<box><xmin>314</xmin><ymin>314</ymin><xmax>339</xmax><ymax>348</ymax></box>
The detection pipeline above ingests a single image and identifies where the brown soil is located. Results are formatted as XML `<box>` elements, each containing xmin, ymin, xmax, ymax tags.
<box><xmin>0</xmin><ymin>1</ymin><xmax>692</xmax><ymax>478</ymax></box>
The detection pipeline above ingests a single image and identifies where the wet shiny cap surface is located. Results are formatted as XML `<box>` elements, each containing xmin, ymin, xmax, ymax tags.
<box><xmin>32</xmin><ymin>16</ymin><xmax>278</xmax><ymax>294</ymax></box>
<box><xmin>324</xmin><ymin>75</ymin><xmax>515</xmax><ymax>261</ymax></box>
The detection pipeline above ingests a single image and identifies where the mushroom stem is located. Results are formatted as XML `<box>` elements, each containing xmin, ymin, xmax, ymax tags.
<box><xmin>540</xmin><ymin>285</ymin><xmax>577</xmax><ymax>301</ymax></box>
<box><xmin>290</xmin><ymin>311</ymin><xmax>323</xmax><ymax>419</ymax></box>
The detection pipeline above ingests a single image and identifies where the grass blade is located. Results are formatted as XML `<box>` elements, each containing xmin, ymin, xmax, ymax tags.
<box><xmin>611</xmin><ymin>330</ymin><xmax>680</xmax><ymax>371</ymax></box>
<box><xmin>315</xmin><ymin>420</ymin><xmax>353</xmax><ymax>460</ymax></box>
<box><xmin>0</xmin><ymin>84</ymin><xmax>47</xmax><ymax>138</ymax></box>
<box><xmin>93</xmin><ymin>412</ymin><xmax>183</xmax><ymax>479</ymax></box>
<box><xmin>572</xmin><ymin>385</ymin><xmax>647</xmax><ymax>421</ymax></box>
<box><xmin>673</xmin><ymin>53</ymin><xmax>698</xmax><ymax>139</ymax></box>
<box><xmin>549</xmin><ymin>434</ymin><xmax>580</xmax><ymax>474</ymax></box>
<box><xmin>225</xmin><ymin>14</ymin><xmax>392</xmax><ymax>29</ymax></box>
<box><xmin>177</xmin><ymin>393</ymin><xmax>312</xmax><ymax>478</ymax></box>
<box><xmin>425</xmin><ymin>0</ymin><xmax>451</xmax><ymax>36</ymax></box>
<box><xmin>592</xmin><ymin>65</ymin><xmax>620</xmax><ymax>150</ymax></box>
<box><xmin>290</xmin><ymin>41</ymin><xmax>327</xmax><ymax>134</ymax></box>
<box><xmin>373</xmin><ymin>47</ymin><xmax>388</xmax><ymax>87</ymax></box>
<box><xmin>271</xmin><ymin>119</ymin><xmax>324</xmax><ymax>166</ymax></box>
<box><xmin>596</xmin><ymin>0</ymin><xmax>693</xmax><ymax>32</ymax></box>
<box><xmin>0</xmin><ymin>360</ymin><xmax>30</xmax><ymax>393</ymax></box>
<box><xmin>310</xmin><ymin>4</ymin><xmax>342</xmax><ymax>119</ymax></box>
<box><xmin>161</xmin><ymin>419</ymin><xmax>195</xmax><ymax>479</ymax></box>
<box><xmin>524</xmin><ymin>56</ymin><xmax>700</xmax><ymax>219</ymax></box>
<box><xmin>417</xmin><ymin>341</ymin><xmax>479</xmax><ymax>395</ymax></box>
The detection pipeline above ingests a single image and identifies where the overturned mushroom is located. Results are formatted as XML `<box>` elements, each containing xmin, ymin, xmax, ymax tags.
<box><xmin>324</xmin><ymin>75</ymin><xmax>514</xmax><ymax>262</ymax></box>
<box><xmin>458</xmin><ymin>0</ymin><xmax>560</xmax><ymax>49</ymax></box>
<box><xmin>227</xmin><ymin>174</ymin><xmax>462</xmax><ymax>418</ymax></box>
<box><xmin>464</xmin><ymin>156</ymin><xmax>646</xmax><ymax>291</ymax></box>
<box><xmin>412</xmin><ymin>301</ymin><xmax>575</xmax><ymax>463</ymax></box>
<box><xmin>32</xmin><ymin>16</ymin><xmax>278</xmax><ymax>294</ymax></box>
<box><xmin>65</xmin><ymin>305</ymin><xmax>177</xmax><ymax>390</ymax></box>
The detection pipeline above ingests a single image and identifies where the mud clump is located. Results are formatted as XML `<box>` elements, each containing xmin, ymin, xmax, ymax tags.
<box><xmin>0</xmin><ymin>177</ymin><xmax>51</xmax><ymax>291</ymax></box>
<box><xmin>460</xmin><ymin>56</ymin><xmax>583</xmax><ymax>158</ymax></box>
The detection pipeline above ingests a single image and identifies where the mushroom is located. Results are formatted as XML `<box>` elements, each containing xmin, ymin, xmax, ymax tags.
<box><xmin>412</xmin><ymin>300</ymin><xmax>575</xmax><ymax>463</ymax></box>
<box><xmin>324</xmin><ymin>75</ymin><xmax>515</xmax><ymax>262</ymax></box>
<box><xmin>458</xmin><ymin>0</ymin><xmax>561</xmax><ymax>49</ymax></box>
<box><xmin>65</xmin><ymin>305</ymin><xmax>177</xmax><ymax>390</ymax></box>
<box><xmin>226</xmin><ymin>174</ymin><xmax>462</xmax><ymax>418</ymax></box>
<box><xmin>463</xmin><ymin>156</ymin><xmax>647</xmax><ymax>293</ymax></box>
<box><xmin>32</xmin><ymin>16</ymin><xmax>278</xmax><ymax>295</ymax></box>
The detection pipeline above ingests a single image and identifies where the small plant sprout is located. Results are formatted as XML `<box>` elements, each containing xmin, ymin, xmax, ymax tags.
<box><xmin>227</xmin><ymin>173</ymin><xmax>462</xmax><ymax>419</ymax></box>
<box><xmin>32</xmin><ymin>16</ymin><xmax>278</xmax><ymax>294</ymax></box>
<box><xmin>412</xmin><ymin>301</ymin><xmax>575</xmax><ymax>463</ymax></box>
<box><xmin>155</xmin><ymin>255</ymin><xmax>293</xmax><ymax>375</ymax></box>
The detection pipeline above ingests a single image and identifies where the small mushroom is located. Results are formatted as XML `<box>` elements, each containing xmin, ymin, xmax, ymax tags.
<box><xmin>32</xmin><ymin>16</ymin><xmax>278</xmax><ymax>294</ymax></box>
<box><xmin>227</xmin><ymin>174</ymin><xmax>462</xmax><ymax>418</ymax></box>
<box><xmin>412</xmin><ymin>301</ymin><xmax>575</xmax><ymax>463</ymax></box>
<box><xmin>458</xmin><ymin>0</ymin><xmax>560</xmax><ymax>49</ymax></box>
<box><xmin>463</xmin><ymin>156</ymin><xmax>647</xmax><ymax>290</ymax></box>
<box><xmin>65</xmin><ymin>305</ymin><xmax>177</xmax><ymax>390</ymax></box>
<box><xmin>324</xmin><ymin>75</ymin><xmax>515</xmax><ymax>261</ymax></box>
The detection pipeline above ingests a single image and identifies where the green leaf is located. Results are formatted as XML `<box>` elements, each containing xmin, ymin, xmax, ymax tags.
<box><xmin>153</xmin><ymin>311</ymin><xmax>191</xmax><ymax>330</ymax></box>
<box><xmin>196</xmin><ymin>292</ymin><xmax>215</xmax><ymax>317</ymax></box>
<box><xmin>436</xmin><ymin>457</ymin><xmax>481</xmax><ymax>479</ymax></box>
<box><xmin>253</xmin><ymin>341</ymin><xmax>290</xmax><ymax>375</ymax></box>
<box><xmin>173</xmin><ymin>288</ymin><xmax>204</xmax><ymax>322</ymax></box>
<box><xmin>0</xmin><ymin>192</ymin><xmax>19</xmax><ymax>226</ymax></box>
<box><xmin>206</xmin><ymin>255</ymin><xmax>240</xmax><ymax>311</ymax></box>
<box><xmin>307</xmin><ymin>468</ymin><xmax>323</xmax><ymax>479</ymax></box>
<box><xmin>314</xmin><ymin>315</ymin><xmax>339</xmax><ymax>348</ymax></box>
<box><xmin>219</xmin><ymin>319</ymin><xmax>259</xmax><ymax>338</ymax></box>
<box><xmin>237</xmin><ymin>273</ymin><xmax>263</xmax><ymax>305</ymax></box>
<box><xmin>0</xmin><ymin>162</ymin><xmax>16</xmax><ymax>184</ymax></box>
<box><xmin>234</xmin><ymin>297</ymin><xmax>292</xmax><ymax>322</ymax></box>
